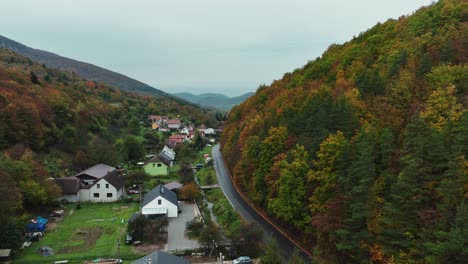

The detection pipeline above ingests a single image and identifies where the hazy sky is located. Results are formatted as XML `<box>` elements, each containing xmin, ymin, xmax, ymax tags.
<box><xmin>1</xmin><ymin>0</ymin><xmax>433</xmax><ymax>96</ymax></box>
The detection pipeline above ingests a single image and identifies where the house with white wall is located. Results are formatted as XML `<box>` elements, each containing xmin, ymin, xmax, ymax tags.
<box><xmin>80</xmin><ymin>172</ymin><xmax>125</xmax><ymax>202</ymax></box>
<box><xmin>55</xmin><ymin>164</ymin><xmax>124</xmax><ymax>203</ymax></box>
<box><xmin>142</xmin><ymin>184</ymin><xmax>178</xmax><ymax>218</ymax></box>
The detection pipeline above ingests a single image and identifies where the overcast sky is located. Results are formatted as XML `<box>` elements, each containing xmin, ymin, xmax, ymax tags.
<box><xmin>1</xmin><ymin>0</ymin><xmax>433</xmax><ymax>97</ymax></box>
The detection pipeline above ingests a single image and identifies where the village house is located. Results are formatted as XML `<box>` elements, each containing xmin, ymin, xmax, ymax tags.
<box><xmin>168</xmin><ymin>134</ymin><xmax>186</xmax><ymax>146</ymax></box>
<box><xmin>54</xmin><ymin>164</ymin><xmax>125</xmax><ymax>203</ymax></box>
<box><xmin>148</xmin><ymin>115</ymin><xmax>168</xmax><ymax>125</ymax></box>
<box><xmin>143</xmin><ymin>155</ymin><xmax>170</xmax><ymax>176</ymax></box>
<box><xmin>204</xmin><ymin>128</ymin><xmax>215</xmax><ymax>135</ymax></box>
<box><xmin>160</xmin><ymin>145</ymin><xmax>176</xmax><ymax>166</ymax></box>
<box><xmin>180</xmin><ymin>127</ymin><xmax>190</xmax><ymax>135</ymax></box>
<box><xmin>167</xmin><ymin>119</ymin><xmax>181</xmax><ymax>130</ymax></box>
<box><xmin>141</xmin><ymin>184</ymin><xmax>179</xmax><ymax>218</ymax></box>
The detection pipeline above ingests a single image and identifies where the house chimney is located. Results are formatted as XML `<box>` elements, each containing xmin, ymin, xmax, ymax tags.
<box><xmin>161</xmin><ymin>186</ymin><xmax>164</xmax><ymax>194</ymax></box>
<box><xmin>147</xmin><ymin>258</ymin><xmax>152</xmax><ymax>264</ymax></box>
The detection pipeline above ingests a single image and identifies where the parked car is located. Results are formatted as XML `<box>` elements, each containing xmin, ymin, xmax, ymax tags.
<box><xmin>233</xmin><ymin>256</ymin><xmax>252</xmax><ymax>264</ymax></box>
<box><xmin>127</xmin><ymin>189</ymin><xmax>139</xmax><ymax>195</ymax></box>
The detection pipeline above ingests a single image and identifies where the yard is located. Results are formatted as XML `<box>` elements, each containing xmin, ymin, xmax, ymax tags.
<box><xmin>14</xmin><ymin>203</ymin><xmax>142</xmax><ymax>264</ymax></box>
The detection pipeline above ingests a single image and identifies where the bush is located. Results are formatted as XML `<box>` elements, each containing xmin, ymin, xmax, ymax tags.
<box><xmin>186</xmin><ymin>217</ymin><xmax>204</xmax><ymax>238</ymax></box>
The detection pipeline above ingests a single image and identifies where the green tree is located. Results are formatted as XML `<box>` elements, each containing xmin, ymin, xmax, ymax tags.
<box><xmin>425</xmin><ymin>202</ymin><xmax>468</xmax><ymax>263</ymax></box>
<box><xmin>199</xmin><ymin>221</ymin><xmax>222</xmax><ymax>248</ymax></box>
<box><xmin>268</xmin><ymin>145</ymin><xmax>310</xmax><ymax>229</ymax></box>
<box><xmin>260</xmin><ymin>239</ymin><xmax>283</xmax><ymax>264</ymax></box>
<box><xmin>115</xmin><ymin>136</ymin><xmax>145</xmax><ymax>163</ymax></box>
<box><xmin>127</xmin><ymin>117</ymin><xmax>141</xmax><ymax>135</ymax></box>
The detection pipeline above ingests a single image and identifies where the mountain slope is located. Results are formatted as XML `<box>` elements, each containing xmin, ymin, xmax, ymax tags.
<box><xmin>173</xmin><ymin>92</ymin><xmax>254</xmax><ymax>110</ymax></box>
<box><xmin>221</xmin><ymin>0</ymin><xmax>467</xmax><ymax>262</ymax></box>
<box><xmin>0</xmin><ymin>35</ymin><xmax>167</xmax><ymax>97</ymax></box>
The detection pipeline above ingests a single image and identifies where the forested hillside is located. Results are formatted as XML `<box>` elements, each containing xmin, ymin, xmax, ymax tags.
<box><xmin>221</xmin><ymin>0</ymin><xmax>467</xmax><ymax>263</ymax></box>
<box><xmin>0</xmin><ymin>47</ymin><xmax>216</xmax><ymax>249</ymax></box>
<box><xmin>0</xmin><ymin>35</ymin><xmax>169</xmax><ymax>97</ymax></box>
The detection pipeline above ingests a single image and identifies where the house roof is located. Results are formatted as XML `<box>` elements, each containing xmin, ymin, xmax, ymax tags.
<box><xmin>159</xmin><ymin>152</ymin><xmax>173</xmax><ymax>162</ymax></box>
<box><xmin>132</xmin><ymin>251</ymin><xmax>190</xmax><ymax>264</ymax></box>
<box><xmin>74</xmin><ymin>163</ymin><xmax>115</xmax><ymax>179</ymax></box>
<box><xmin>160</xmin><ymin>146</ymin><xmax>175</xmax><ymax>161</ymax></box>
<box><xmin>100</xmin><ymin>172</ymin><xmax>124</xmax><ymax>190</ymax></box>
<box><xmin>145</xmin><ymin>155</ymin><xmax>170</xmax><ymax>167</ymax></box>
<box><xmin>148</xmin><ymin>115</ymin><xmax>161</xmax><ymax>120</ymax></box>
<box><xmin>167</xmin><ymin>119</ymin><xmax>181</xmax><ymax>125</ymax></box>
<box><xmin>55</xmin><ymin>177</ymin><xmax>81</xmax><ymax>194</ymax></box>
<box><xmin>164</xmin><ymin>181</ymin><xmax>183</xmax><ymax>190</ymax></box>
<box><xmin>142</xmin><ymin>184</ymin><xmax>178</xmax><ymax>208</ymax></box>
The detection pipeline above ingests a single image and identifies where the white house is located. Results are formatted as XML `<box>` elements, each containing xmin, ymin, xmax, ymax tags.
<box><xmin>55</xmin><ymin>165</ymin><xmax>124</xmax><ymax>203</ymax></box>
<box><xmin>204</xmin><ymin>128</ymin><xmax>215</xmax><ymax>135</ymax></box>
<box><xmin>82</xmin><ymin>173</ymin><xmax>125</xmax><ymax>202</ymax></box>
<box><xmin>142</xmin><ymin>184</ymin><xmax>178</xmax><ymax>218</ymax></box>
<box><xmin>180</xmin><ymin>127</ymin><xmax>189</xmax><ymax>135</ymax></box>
<box><xmin>167</xmin><ymin>119</ymin><xmax>181</xmax><ymax>130</ymax></box>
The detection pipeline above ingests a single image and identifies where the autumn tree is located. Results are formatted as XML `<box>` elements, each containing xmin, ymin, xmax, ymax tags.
<box><xmin>180</xmin><ymin>182</ymin><xmax>201</xmax><ymax>201</ymax></box>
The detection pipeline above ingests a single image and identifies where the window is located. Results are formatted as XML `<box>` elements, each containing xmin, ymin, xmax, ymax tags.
<box><xmin>158</xmin><ymin>199</ymin><xmax>161</xmax><ymax>205</ymax></box>
<box><xmin>153</xmin><ymin>163</ymin><xmax>155</xmax><ymax>167</ymax></box>
<box><xmin>97</xmin><ymin>184</ymin><xmax>100</xmax><ymax>189</ymax></box>
<box><xmin>93</xmin><ymin>193</ymin><xmax>99</xmax><ymax>198</ymax></box>
<box><xmin>105</xmin><ymin>184</ymin><xmax>109</xmax><ymax>189</ymax></box>
<box><xmin>157</xmin><ymin>163</ymin><xmax>162</xmax><ymax>167</ymax></box>
<box><xmin>107</xmin><ymin>193</ymin><xmax>113</xmax><ymax>198</ymax></box>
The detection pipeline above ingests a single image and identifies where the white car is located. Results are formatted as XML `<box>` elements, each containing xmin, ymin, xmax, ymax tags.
<box><xmin>233</xmin><ymin>256</ymin><xmax>252</xmax><ymax>264</ymax></box>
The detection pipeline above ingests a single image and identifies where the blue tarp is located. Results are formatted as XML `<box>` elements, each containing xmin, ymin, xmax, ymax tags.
<box><xmin>36</xmin><ymin>216</ymin><xmax>48</xmax><ymax>225</ymax></box>
<box><xmin>26</xmin><ymin>216</ymin><xmax>48</xmax><ymax>232</ymax></box>
<box><xmin>26</xmin><ymin>222</ymin><xmax>46</xmax><ymax>232</ymax></box>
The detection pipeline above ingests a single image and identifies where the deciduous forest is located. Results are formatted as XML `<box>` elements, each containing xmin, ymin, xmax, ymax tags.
<box><xmin>221</xmin><ymin>0</ymin><xmax>467</xmax><ymax>262</ymax></box>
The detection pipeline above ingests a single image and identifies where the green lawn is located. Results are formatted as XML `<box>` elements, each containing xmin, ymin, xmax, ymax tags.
<box><xmin>194</xmin><ymin>145</ymin><xmax>213</xmax><ymax>164</ymax></box>
<box><xmin>197</xmin><ymin>167</ymin><xmax>217</xmax><ymax>186</ymax></box>
<box><xmin>14</xmin><ymin>203</ymin><xmax>142</xmax><ymax>264</ymax></box>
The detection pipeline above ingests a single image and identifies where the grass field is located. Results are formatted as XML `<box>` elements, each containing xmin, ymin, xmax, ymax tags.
<box><xmin>14</xmin><ymin>203</ymin><xmax>143</xmax><ymax>264</ymax></box>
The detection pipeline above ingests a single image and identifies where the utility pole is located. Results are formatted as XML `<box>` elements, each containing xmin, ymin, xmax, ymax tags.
<box><xmin>116</xmin><ymin>238</ymin><xmax>120</xmax><ymax>261</ymax></box>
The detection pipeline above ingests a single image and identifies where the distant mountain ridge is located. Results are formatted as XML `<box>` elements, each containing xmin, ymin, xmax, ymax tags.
<box><xmin>173</xmin><ymin>92</ymin><xmax>254</xmax><ymax>110</ymax></box>
<box><xmin>0</xmin><ymin>35</ymin><xmax>167</xmax><ymax>97</ymax></box>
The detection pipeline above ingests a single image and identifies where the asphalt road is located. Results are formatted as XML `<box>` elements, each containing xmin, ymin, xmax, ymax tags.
<box><xmin>212</xmin><ymin>144</ymin><xmax>311</xmax><ymax>262</ymax></box>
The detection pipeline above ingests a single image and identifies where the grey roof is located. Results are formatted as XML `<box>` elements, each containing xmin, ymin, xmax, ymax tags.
<box><xmin>142</xmin><ymin>184</ymin><xmax>178</xmax><ymax>207</ymax></box>
<box><xmin>132</xmin><ymin>251</ymin><xmax>190</xmax><ymax>264</ymax></box>
<box><xmin>160</xmin><ymin>146</ymin><xmax>176</xmax><ymax>160</ymax></box>
<box><xmin>164</xmin><ymin>181</ymin><xmax>183</xmax><ymax>190</ymax></box>
<box><xmin>55</xmin><ymin>177</ymin><xmax>81</xmax><ymax>194</ymax></box>
<box><xmin>74</xmin><ymin>163</ymin><xmax>115</xmax><ymax>179</ymax></box>
<box><xmin>100</xmin><ymin>172</ymin><xmax>124</xmax><ymax>190</ymax></box>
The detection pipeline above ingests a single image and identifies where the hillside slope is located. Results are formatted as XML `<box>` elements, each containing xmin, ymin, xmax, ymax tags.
<box><xmin>0</xmin><ymin>48</ymin><xmax>217</xmax><ymax>245</ymax></box>
<box><xmin>221</xmin><ymin>0</ymin><xmax>467</xmax><ymax>263</ymax></box>
<box><xmin>0</xmin><ymin>35</ymin><xmax>168</xmax><ymax>97</ymax></box>
<box><xmin>173</xmin><ymin>92</ymin><xmax>254</xmax><ymax>110</ymax></box>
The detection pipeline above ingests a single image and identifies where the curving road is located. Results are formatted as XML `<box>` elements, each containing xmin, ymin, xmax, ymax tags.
<box><xmin>212</xmin><ymin>144</ymin><xmax>311</xmax><ymax>262</ymax></box>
